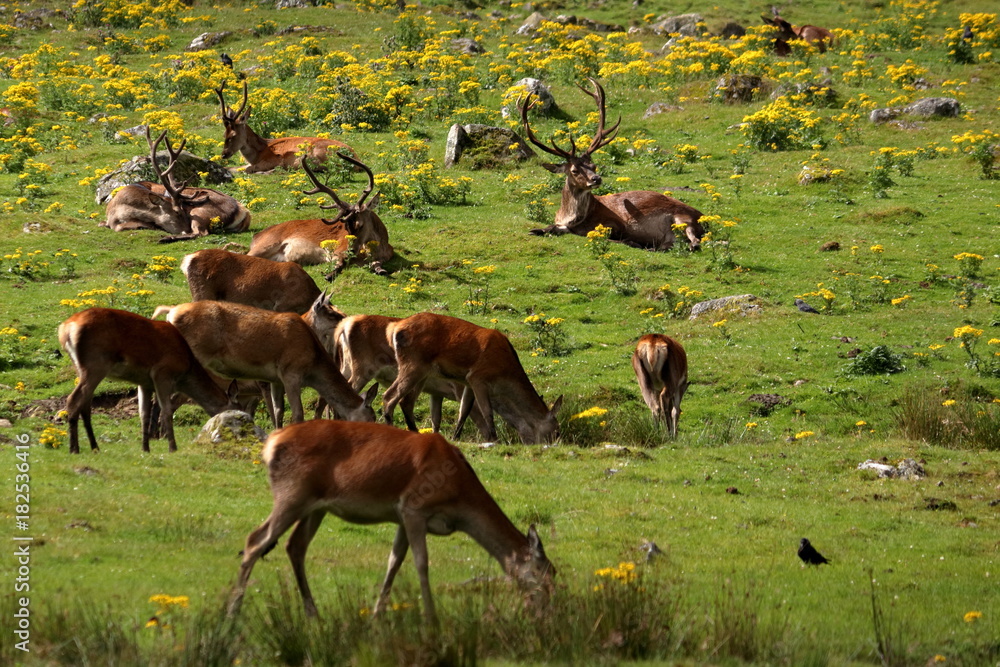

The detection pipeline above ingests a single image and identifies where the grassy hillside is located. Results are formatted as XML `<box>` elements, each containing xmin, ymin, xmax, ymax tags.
<box><xmin>0</xmin><ymin>0</ymin><xmax>998</xmax><ymax>664</ymax></box>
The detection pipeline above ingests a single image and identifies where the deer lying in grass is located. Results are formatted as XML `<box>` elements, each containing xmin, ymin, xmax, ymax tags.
<box><xmin>58</xmin><ymin>308</ymin><xmax>238</xmax><ymax>453</ymax></box>
<box><xmin>216</xmin><ymin>81</ymin><xmax>355</xmax><ymax>173</ymax></box>
<box><xmin>103</xmin><ymin>128</ymin><xmax>250</xmax><ymax>242</ymax></box>
<box><xmin>762</xmin><ymin>11</ymin><xmax>835</xmax><ymax>55</ymax></box>
<box><xmin>228</xmin><ymin>420</ymin><xmax>555</xmax><ymax>625</ymax></box>
<box><xmin>154</xmin><ymin>299</ymin><xmax>376</xmax><ymax>427</ymax></box>
<box><xmin>181</xmin><ymin>248</ymin><xmax>321</xmax><ymax>315</ymax></box>
<box><xmin>383</xmin><ymin>312</ymin><xmax>562</xmax><ymax>444</ymax></box>
<box><xmin>248</xmin><ymin>156</ymin><xmax>393</xmax><ymax>278</ymax></box>
<box><xmin>521</xmin><ymin>78</ymin><xmax>705</xmax><ymax>251</ymax></box>
<box><xmin>632</xmin><ymin>334</ymin><xmax>689</xmax><ymax>438</ymax></box>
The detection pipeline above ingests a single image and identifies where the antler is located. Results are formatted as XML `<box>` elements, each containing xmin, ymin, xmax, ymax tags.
<box><xmin>214</xmin><ymin>80</ymin><xmax>249</xmax><ymax>121</ymax></box>
<box><xmin>145</xmin><ymin>127</ymin><xmax>206</xmax><ymax>207</ymax></box>
<box><xmin>577</xmin><ymin>77</ymin><xmax>621</xmax><ymax>157</ymax></box>
<box><xmin>302</xmin><ymin>157</ymin><xmax>351</xmax><ymax>217</ymax></box>
<box><xmin>518</xmin><ymin>91</ymin><xmax>576</xmax><ymax>160</ymax></box>
<box><xmin>335</xmin><ymin>152</ymin><xmax>376</xmax><ymax>208</ymax></box>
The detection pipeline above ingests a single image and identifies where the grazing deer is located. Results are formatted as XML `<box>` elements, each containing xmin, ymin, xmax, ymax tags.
<box><xmin>248</xmin><ymin>156</ymin><xmax>393</xmax><ymax>278</ymax></box>
<box><xmin>632</xmin><ymin>334</ymin><xmax>689</xmax><ymax>438</ymax></box>
<box><xmin>216</xmin><ymin>81</ymin><xmax>354</xmax><ymax>173</ymax></box>
<box><xmin>228</xmin><ymin>420</ymin><xmax>555</xmax><ymax>625</ymax></box>
<box><xmin>521</xmin><ymin>78</ymin><xmax>705</xmax><ymax>251</ymax></box>
<box><xmin>58</xmin><ymin>308</ymin><xmax>238</xmax><ymax>454</ymax></box>
<box><xmin>333</xmin><ymin>314</ymin><xmax>491</xmax><ymax>436</ymax></box>
<box><xmin>181</xmin><ymin>248</ymin><xmax>321</xmax><ymax>315</ymax></box>
<box><xmin>761</xmin><ymin>12</ymin><xmax>834</xmax><ymax>55</ymax></box>
<box><xmin>154</xmin><ymin>299</ymin><xmax>376</xmax><ymax>426</ymax></box>
<box><xmin>383</xmin><ymin>312</ymin><xmax>562</xmax><ymax>444</ymax></box>
<box><xmin>103</xmin><ymin>128</ymin><xmax>251</xmax><ymax>242</ymax></box>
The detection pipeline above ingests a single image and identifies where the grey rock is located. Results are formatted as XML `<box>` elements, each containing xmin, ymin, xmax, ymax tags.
<box><xmin>904</xmin><ymin>97</ymin><xmax>960</xmax><ymax>118</ymax></box>
<box><xmin>444</xmin><ymin>123</ymin><xmax>535</xmax><ymax>168</ymax></box>
<box><xmin>869</xmin><ymin>108</ymin><xmax>902</xmax><ymax>124</ymax></box>
<box><xmin>502</xmin><ymin>77</ymin><xmax>555</xmax><ymax>118</ymax></box>
<box><xmin>689</xmin><ymin>294</ymin><xmax>760</xmax><ymax>320</ymax></box>
<box><xmin>186</xmin><ymin>31</ymin><xmax>232</xmax><ymax>52</ymax></box>
<box><xmin>451</xmin><ymin>38</ymin><xmax>484</xmax><ymax>55</ymax></box>
<box><xmin>94</xmin><ymin>151</ymin><xmax>234</xmax><ymax>204</ymax></box>
<box><xmin>516</xmin><ymin>11</ymin><xmax>546</xmax><ymax>35</ymax></box>
<box><xmin>651</xmin><ymin>13</ymin><xmax>704</xmax><ymax>37</ymax></box>
<box><xmin>114</xmin><ymin>124</ymin><xmax>148</xmax><ymax>144</ymax></box>
<box><xmin>276</xmin><ymin>0</ymin><xmax>315</xmax><ymax>7</ymax></box>
<box><xmin>643</xmin><ymin>102</ymin><xmax>684</xmax><ymax>118</ymax></box>
<box><xmin>858</xmin><ymin>458</ymin><xmax>926</xmax><ymax>480</ymax></box>
<box><xmin>196</xmin><ymin>410</ymin><xmax>266</xmax><ymax>445</ymax></box>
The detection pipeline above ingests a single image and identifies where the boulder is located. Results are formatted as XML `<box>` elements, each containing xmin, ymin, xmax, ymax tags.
<box><xmin>444</xmin><ymin>124</ymin><xmax>535</xmax><ymax>168</ymax></box>
<box><xmin>502</xmin><ymin>77</ymin><xmax>556</xmax><ymax>118</ymax></box>
<box><xmin>516</xmin><ymin>11</ymin><xmax>546</xmax><ymax>35</ymax></box>
<box><xmin>651</xmin><ymin>13</ymin><xmax>704</xmax><ymax>37</ymax></box>
<box><xmin>643</xmin><ymin>102</ymin><xmax>684</xmax><ymax>119</ymax></box>
<box><xmin>904</xmin><ymin>97</ymin><xmax>960</xmax><ymax>118</ymax></box>
<box><xmin>196</xmin><ymin>410</ymin><xmax>267</xmax><ymax>445</ymax></box>
<box><xmin>451</xmin><ymin>38</ymin><xmax>484</xmax><ymax>55</ymax></box>
<box><xmin>689</xmin><ymin>294</ymin><xmax>760</xmax><ymax>320</ymax></box>
<box><xmin>94</xmin><ymin>150</ymin><xmax>234</xmax><ymax>204</ymax></box>
<box><xmin>186</xmin><ymin>31</ymin><xmax>232</xmax><ymax>52</ymax></box>
<box><xmin>857</xmin><ymin>458</ymin><xmax>926</xmax><ymax>480</ymax></box>
<box><xmin>276</xmin><ymin>0</ymin><xmax>315</xmax><ymax>7</ymax></box>
<box><xmin>869</xmin><ymin>108</ymin><xmax>901</xmax><ymax>124</ymax></box>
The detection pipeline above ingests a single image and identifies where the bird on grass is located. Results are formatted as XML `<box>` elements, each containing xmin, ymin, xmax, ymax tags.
<box><xmin>795</xmin><ymin>298</ymin><xmax>820</xmax><ymax>314</ymax></box>
<box><xmin>798</xmin><ymin>538</ymin><xmax>830</xmax><ymax>565</ymax></box>
<box><xmin>220</xmin><ymin>53</ymin><xmax>233</xmax><ymax>69</ymax></box>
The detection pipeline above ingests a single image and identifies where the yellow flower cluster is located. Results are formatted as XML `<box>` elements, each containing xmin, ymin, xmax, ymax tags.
<box><xmin>570</xmin><ymin>407</ymin><xmax>608</xmax><ymax>420</ymax></box>
<box><xmin>594</xmin><ymin>561</ymin><xmax>637</xmax><ymax>584</ymax></box>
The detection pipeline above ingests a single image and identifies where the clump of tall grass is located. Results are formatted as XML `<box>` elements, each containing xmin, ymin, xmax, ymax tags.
<box><xmin>895</xmin><ymin>383</ymin><xmax>1000</xmax><ymax>450</ymax></box>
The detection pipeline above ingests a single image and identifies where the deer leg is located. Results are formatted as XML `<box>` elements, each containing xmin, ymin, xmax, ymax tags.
<box><xmin>285</xmin><ymin>510</ymin><xmax>326</xmax><ymax>618</ymax></box>
<box><xmin>465</xmin><ymin>379</ymin><xmax>497</xmax><ymax>442</ymax></box>
<box><xmin>382</xmin><ymin>370</ymin><xmax>424</xmax><ymax>429</ymax></box>
<box><xmin>632</xmin><ymin>356</ymin><xmax>663</xmax><ymax>422</ymax></box>
<box><xmin>283</xmin><ymin>378</ymin><xmax>305</xmax><ymax>424</ymax></box>
<box><xmin>259</xmin><ymin>381</ymin><xmax>278</xmax><ymax>427</ymax></box>
<box><xmin>65</xmin><ymin>373</ymin><xmax>100</xmax><ymax>454</ymax></box>
<box><xmin>269</xmin><ymin>381</ymin><xmax>286</xmax><ymax>427</ymax></box>
<box><xmin>137</xmin><ymin>385</ymin><xmax>154</xmax><ymax>453</ymax></box>
<box><xmin>229</xmin><ymin>504</ymin><xmax>303</xmax><ymax>616</ymax></box>
<box><xmin>151</xmin><ymin>375</ymin><xmax>178</xmax><ymax>452</ymax></box>
<box><xmin>428</xmin><ymin>394</ymin><xmax>443</xmax><ymax>433</ymax></box>
<box><xmin>373</xmin><ymin>525</ymin><xmax>409</xmax><ymax>618</ymax></box>
<box><xmin>401</xmin><ymin>513</ymin><xmax>437</xmax><ymax>627</ymax></box>
<box><xmin>659</xmin><ymin>388</ymin><xmax>676</xmax><ymax>438</ymax></box>
<box><xmin>452</xmin><ymin>385</ymin><xmax>475</xmax><ymax>440</ymax></box>
<box><xmin>398</xmin><ymin>379</ymin><xmax>425</xmax><ymax>432</ymax></box>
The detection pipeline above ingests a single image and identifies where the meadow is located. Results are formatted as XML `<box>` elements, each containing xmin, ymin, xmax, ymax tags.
<box><xmin>0</xmin><ymin>0</ymin><xmax>998</xmax><ymax>664</ymax></box>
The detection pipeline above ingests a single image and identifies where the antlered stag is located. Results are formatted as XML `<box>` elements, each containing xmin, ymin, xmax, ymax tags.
<box><xmin>181</xmin><ymin>248</ymin><xmax>321</xmax><ymax>314</ymax></box>
<box><xmin>383</xmin><ymin>312</ymin><xmax>562</xmax><ymax>444</ymax></box>
<box><xmin>228</xmin><ymin>420</ymin><xmax>555</xmax><ymax>625</ymax></box>
<box><xmin>103</xmin><ymin>128</ymin><xmax>250</xmax><ymax>242</ymax></box>
<box><xmin>521</xmin><ymin>78</ymin><xmax>704</xmax><ymax>251</ymax></box>
<box><xmin>248</xmin><ymin>156</ymin><xmax>393</xmax><ymax>277</ymax></box>
<box><xmin>216</xmin><ymin>81</ymin><xmax>354</xmax><ymax>173</ymax></box>
<box><xmin>632</xmin><ymin>334</ymin><xmax>689</xmax><ymax>438</ymax></box>
<box><xmin>334</xmin><ymin>314</ymin><xmax>491</xmax><ymax>436</ymax></box>
<box><xmin>156</xmin><ymin>300</ymin><xmax>376</xmax><ymax>426</ymax></box>
<box><xmin>58</xmin><ymin>308</ymin><xmax>238</xmax><ymax>453</ymax></box>
<box><xmin>762</xmin><ymin>12</ymin><xmax>834</xmax><ymax>55</ymax></box>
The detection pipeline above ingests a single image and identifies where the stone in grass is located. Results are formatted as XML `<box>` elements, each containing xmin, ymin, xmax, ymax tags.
<box><xmin>857</xmin><ymin>458</ymin><xmax>926</xmax><ymax>480</ymax></box>
<box><xmin>688</xmin><ymin>294</ymin><xmax>760</xmax><ymax>320</ymax></box>
<box><xmin>195</xmin><ymin>410</ymin><xmax>266</xmax><ymax>459</ymax></box>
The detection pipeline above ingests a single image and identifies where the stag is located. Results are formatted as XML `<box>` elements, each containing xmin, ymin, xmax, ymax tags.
<box><xmin>228</xmin><ymin>420</ymin><xmax>555</xmax><ymax>625</ymax></box>
<box><xmin>632</xmin><ymin>333</ymin><xmax>689</xmax><ymax>438</ymax></box>
<box><xmin>104</xmin><ymin>128</ymin><xmax>250</xmax><ymax>242</ymax></box>
<box><xmin>248</xmin><ymin>155</ymin><xmax>393</xmax><ymax>277</ymax></box>
<box><xmin>216</xmin><ymin>81</ymin><xmax>354</xmax><ymax>173</ymax></box>
<box><xmin>521</xmin><ymin>78</ymin><xmax>705</xmax><ymax>251</ymax></box>
<box><xmin>762</xmin><ymin>12</ymin><xmax>835</xmax><ymax>55</ymax></box>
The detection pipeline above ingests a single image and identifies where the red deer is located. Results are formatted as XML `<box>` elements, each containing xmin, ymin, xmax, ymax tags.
<box><xmin>216</xmin><ymin>81</ymin><xmax>354</xmax><ymax>173</ymax></box>
<box><xmin>248</xmin><ymin>156</ymin><xmax>393</xmax><ymax>278</ymax></box>
<box><xmin>762</xmin><ymin>12</ymin><xmax>834</xmax><ymax>55</ymax></box>
<box><xmin>521</xmin><ymin>78</ymin><xmax>705</xmax><ymax>251</ymax></box>
<box><xmin>154</xmin><ymin>300</ymin><xmax>376</xmax><ymax>426</ymax></box>
<box><xmin>181</xmin><ymin>248</ymin><xmax>321</xmax><ymax>315</ymax></box>
<box><xmin>382</xmin><ymin>312</ymin><xmax>562</xmax><ymax>444</ymax></box>
<box><xmin>632</xmin><ymin>334</ymin><xmax>689</xmax><ymax>438</ymax></box>
<box><xmin>58</xmin><ymin>308</ymin><xmax>238</xmax><ymax>454</ymax></box>
<box><xmin>103</xmin><ymin>128</ymin><xmax>251</xmax><ymax>242</ymax></box>
<box><xmin>227</xmin><ymin>420</ymin><xmax>555</xmax><ymax>625</ymax></box>
<box><xmin>333</xmin><ymin>314</ymin><xmax>491</xmax><ymax>436</ymax></box>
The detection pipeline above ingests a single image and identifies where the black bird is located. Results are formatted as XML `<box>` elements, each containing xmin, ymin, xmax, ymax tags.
<box><xmin>798</xmin><ymin>538</ymin><xmax>830</xmax><ymax>565</ymax></box>
<box><xmin>795</xmin><ymin>298</ymin><xmax>820</xmax><ymax>314</ymax></box>
<box><xmin>220</xmin><ymin>53</ymin><xmax>233</xmax><ymax>69</ymax></box>
<box><xmin>962</xmin><ymin>25</ymin><xmax>974</xmax><ymax>42</ymax></box>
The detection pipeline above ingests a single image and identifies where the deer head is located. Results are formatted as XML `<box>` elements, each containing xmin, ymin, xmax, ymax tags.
<box><xmin>520</xmin><ymin>77</ymin><xmax>622</xmax><ymax>194</ymax></box>
<box><xmin>215</xmin><ymin>80</ymin><xmax>251</xmax><ymax>160</ymax></box>
<box><xmin>144</xmin><ymin>127</ymin><xmax>208</xmax><ymax>224</ymax></box>
<box><xmin>302</xmin><ymin>153</ymin><xmax>381</xmax><ymax>235</ymax></box>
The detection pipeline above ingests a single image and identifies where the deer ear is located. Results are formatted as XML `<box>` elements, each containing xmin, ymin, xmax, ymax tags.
<box><xmin>240</xmin><ymin>107</ymin><xmax>251</xmax><ymax>122</ymax></box>
<box><xmin>366</xmin><ymin>192</ymin><xmax>381</xmax><ymax>210</ymax></box>
<box><xmin>548</xmin><ymin>395</ymin><xmax>563</xmax><ymax>416</ymax></box>
<box><xmin>541</xmin><ymin>162</ymin><xmax>567</xmax><ymax>175</ymax></box>
<box><xmin>527</xmin><ymin>524</ymin><xmax>546</xmax><ymax>558</ymax></box>
<box><xmin>363</xmin><ymin>383</ymin><xmax>379</xmax><ymax>407</ymax></box>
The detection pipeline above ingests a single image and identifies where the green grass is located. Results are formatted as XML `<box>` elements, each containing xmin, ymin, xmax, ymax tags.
<box><xmin>1</xmin><ymin>0</ymin><xmax>999</xmax><ymax>664</ymax></box>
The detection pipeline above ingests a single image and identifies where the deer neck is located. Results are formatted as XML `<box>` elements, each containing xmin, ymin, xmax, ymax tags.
<box><xmin>238</xmin><ymin>125</ymin><xmax>273</xmax><ymax>164</ymax></box>
<box><xmin>554</xmin><ymin>181</ymin><xmax>594</xmax><ymax>227</ymax></box>
<box><xmin>460</xmin><ymin>503</ymin><xmax>532</xmax><ymax>578</ymax></box>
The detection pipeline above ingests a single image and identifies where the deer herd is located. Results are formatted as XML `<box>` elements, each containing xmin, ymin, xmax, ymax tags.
<box><xmin>60</xmin><ymin>41</ymin><xmax>862</xmax><ymax>617</ymax></box>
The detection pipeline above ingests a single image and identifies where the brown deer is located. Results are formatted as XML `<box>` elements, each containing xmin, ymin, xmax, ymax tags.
<box><xmin>762</xmin><ymin>12</ymin><xmax>834</xmax><ymax>55</ymax></box>
<box><xmin>227</xmin><ymin>420</ymin><xmax>555</xmax><ymax>625</ymax></box>
<box><xmin>103</xmin><ymin>128</ymin><xmax>251</xmax><ymax>242</ymax></box>
<box><xmin>521</xmin><ymin>78</ymin><xmax>705</xmax><ymax>251</ymax></box>
<box><xmin>181</xmin><ymin>248</ymin><xmax>321</xmax><ymax>315</ymax></box>
<box><xmin>154</xmin><ymin>300</ymin><xmax>376</xmax><ymax>426</ymax></box>
<box><xmin>383</xmin><ymin>312</ymin><xmax>562</xmax><ymax>444</ymax></box>
<box><xmin>248</xmin><ymin>156</ymin><xmax>393</xmax><ymax>278</ymax></box>
<box><xmin>216</xmin><ymin>81</ymin><xmax>354</xmax><ymax>173</ymax></box>
<box><xmin>333</xmin><ymin>314</ymin><xmax>491</xmax><ymax>436</ymax></box>
<box><xmin>632</xmin><ymin>334</ymin><xmax>689</xmax><ymax>438</ymax></box>
<box><xmin>58</xmin><ymin>308</ymin><xmax>239</xmax><ymax>454</ymax></box>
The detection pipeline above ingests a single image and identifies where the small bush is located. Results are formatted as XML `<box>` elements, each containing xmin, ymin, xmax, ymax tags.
<box><xmin>842</xmin><ymin>345</ymin><xmax>906</xmax><ymax>376</ymax></box>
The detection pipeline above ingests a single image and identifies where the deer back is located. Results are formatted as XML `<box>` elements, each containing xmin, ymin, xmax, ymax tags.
<box><xmin>181</xmin><ymin>248</ymin><xmax>320</xmax><ymax>314</ymax></box>
<box><xmin>633</xmin><ymin>334</ymin><xmax>688</xmax><ymax>394</ymax></box>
